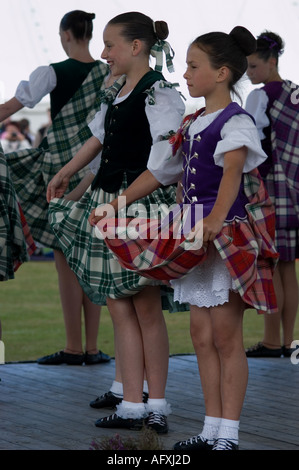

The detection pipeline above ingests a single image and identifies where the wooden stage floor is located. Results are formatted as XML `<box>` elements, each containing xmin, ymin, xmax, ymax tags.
<box><xmin>0</xmin><ymin>354</ymin><xmax>298</xmax><ymax>451</ymax></box>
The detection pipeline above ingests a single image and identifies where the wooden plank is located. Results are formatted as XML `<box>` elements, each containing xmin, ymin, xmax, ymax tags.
<box><xmin>0</xmin><ymin>355</ymin><xmax>298</xmax><ymax>451</ymax></box>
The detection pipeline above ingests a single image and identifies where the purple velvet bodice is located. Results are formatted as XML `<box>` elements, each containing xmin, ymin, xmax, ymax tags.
<box><xmin>182</xmin><ymin>103</ymin><xmax>254</xmax><ymax>221</ymax></box>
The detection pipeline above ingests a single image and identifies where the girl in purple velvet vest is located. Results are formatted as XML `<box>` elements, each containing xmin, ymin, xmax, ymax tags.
<box><xmin>93</xmin><ymin>26</ymin><xmax>278</xmax><ymax>450</ymax></box>
<box><xmin>163</xmin><ymin>27</ymin><xmax>277</xmax><ymax>451</ymax></box>
<box><xmin>246</xmin><ymin>31</ymin><xmax>299</xmax><ymax>360</ymax></box>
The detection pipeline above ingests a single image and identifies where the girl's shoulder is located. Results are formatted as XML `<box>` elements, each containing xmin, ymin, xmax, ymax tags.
<box><xmin>144</xmin><ymin>77</ymin><xmax>183</xmax><ymax>103</ymax></box>
<box><xmin>144</xmin><ymin>79</ymin><xmax>186</xmax><ymax>121</ymax></box>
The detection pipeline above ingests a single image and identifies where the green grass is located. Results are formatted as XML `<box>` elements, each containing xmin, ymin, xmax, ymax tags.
<box><xmin>0</xmin><ymin>261</ymin><xmax>298</xmax><ymax>362</ymax></box>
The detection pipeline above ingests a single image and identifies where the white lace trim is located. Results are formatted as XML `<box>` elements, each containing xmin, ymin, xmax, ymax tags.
<box><xmin>146</xmin><ymin>401</ymin><xmax>172</xmax><ymax>416</ymax></box>
<box><xmin>171</xmin><ymin>244</ymin><xmax>237</xmax><ymax>308</ymax></box>
<box><xmin>116</xmin><ymin>402</ymin><xmax>147</xmax><ymax>419</ymax></box>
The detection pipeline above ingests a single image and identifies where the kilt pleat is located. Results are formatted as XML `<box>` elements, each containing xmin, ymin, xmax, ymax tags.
<box><xmin>49</xmin><ymin>182</ymin><xmax>189</xmax><ymax>311</ymax></box>
<box><xmin>0</xmin><ymin>150</ymin><xmax>35</xmax><ymax>280</ymax></box>
<box><xmin>5</xmin><ymin>147</ymin><xmax>88</xmax><ymax>249</ymax></box>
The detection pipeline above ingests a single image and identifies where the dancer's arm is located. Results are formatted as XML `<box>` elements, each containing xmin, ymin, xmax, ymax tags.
<box><xmin>202</xmin><ymin>147</ymin><xmax>247</xmax><ymax>242</ymax></box>
<box><xmin>0</xmin><ymin>98</ymin><xmax>24</xmax><ymax>122</ymax></box>
<box><xmin>46</xmin><ymin>136</ymin><xmax>102</xmax><ymax>201</ymax></box>
<box><xmin>88</xmin><ymin>169</ymin><xmax>161</xmax><ymax>225</ymax></box>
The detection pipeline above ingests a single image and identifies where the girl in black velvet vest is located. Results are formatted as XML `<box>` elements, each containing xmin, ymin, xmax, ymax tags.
<box><xmin>47</xmin><ymin>12</ymin><xmax>185</xmax><ymax>433</ymax></box>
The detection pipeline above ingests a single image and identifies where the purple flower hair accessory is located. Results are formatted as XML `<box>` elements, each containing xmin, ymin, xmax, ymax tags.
<box><xmin>258</xmin><ymin>35</ymin><xmax>281</xmax><ymax>52</ymax></box>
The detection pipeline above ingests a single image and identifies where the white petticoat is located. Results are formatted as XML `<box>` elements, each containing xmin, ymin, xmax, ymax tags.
<box><xmin>171</xmin><ymin>244</ymin><xmax>237</xmax><ymax>308</ymax></box>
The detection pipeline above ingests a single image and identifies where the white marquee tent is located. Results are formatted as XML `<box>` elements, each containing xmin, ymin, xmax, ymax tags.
<box><xmin>1</xmin><ymin>0</ymin><xmax>299</xmax><ymax>130</ymax></box>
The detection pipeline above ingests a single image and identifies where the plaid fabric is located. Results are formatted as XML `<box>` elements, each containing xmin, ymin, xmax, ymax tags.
<box><xmin>102</xmin><ymin>169</ymin><xmax>278</xmax><ymax>314</ymax></box>
<box><xmin>0</xmin><ymin>148</ymin><xmax>35</xmax><ymax>280</ymax></box>
<box><xmin>150</xmin><ymin>40</ymin><xmax>175</xmax><ymax>73</ymax></box>
<box><xmin>215</xmin><ymin>169</ymin><xmax>278</xmax><ymax>314</ymax></box>
<box><xmin>275</xmin><ymin>227</ymin><xmax>299</xmax><ymax>261</ymax></box>
<box><xmin>102</xmin><ymin>209</ymin><xmax>208</xmax><ymax>281</ymax></box>
<box><xmin>5</xmin><ymin>62</ymin><xmax>110</xmax><ymax>249</ymax></box>
<box><xmin>265</xmin><ymin>80</ymin><xmax>299</xmax><ymax>230</ymax></box>
<box><xmin>48</xmin><ymin>181</ymin><xmax>188</xmax><ymax>312</ymax></box>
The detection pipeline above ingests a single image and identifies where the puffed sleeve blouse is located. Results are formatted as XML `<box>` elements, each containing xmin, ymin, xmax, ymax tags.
<box><xmin>147</xmin><ymin>108</ymin><xmax>267</xmax><ymax>185</ymax></box>
<box><xmin>245</xmin><ymin>88</ymin><xmax>269</xmax><ymax>140</ymax></box>
<box><xmin>87</xmin><ymin>80</ymin><xmax>185</xmax><ymax>177</ymax></box>
<box><xmin>14</xmin><ymin>66</ymin><xmax>57</xmax><ymax>108</ymax></box>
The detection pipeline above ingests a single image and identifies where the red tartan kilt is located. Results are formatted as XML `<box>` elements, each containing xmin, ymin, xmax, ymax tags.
<box><xmin>97</xmin><ymin>211</ymin><xmax>279</xmax><ymax>314</ymax></box>
<box><xmin>96</xmin><ymin>217</ymin><xmax>207</xmax><ymax>280</ymax></box>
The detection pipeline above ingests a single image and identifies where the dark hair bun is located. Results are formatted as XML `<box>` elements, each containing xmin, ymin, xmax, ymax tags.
<box><xmin>229</xmin><ymin>26</ymin><xmax>256</xmax><ymax>56</ymax></box>
<box><xmin>154</xmin><ymin>20</ymin><xmax>169</xmax><ymax>40</ymax></box>
<box><xmin>257</xmin><ymin>31</ymin><xmax>284</xmax><ymax>54</ymax></box>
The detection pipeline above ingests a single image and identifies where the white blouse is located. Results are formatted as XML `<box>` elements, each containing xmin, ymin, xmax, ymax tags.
<box><xmin>245</xmin><ymin>88</ymin><xmax>270</xmax><ymax>140</ymax></box>
<box><xmin>88</xmin><ymin>81</ymin><xmax>185</xmax><ymax>172</ymax></box>
<box><xmin>15</xmin><ymin>66</ymin><xmax>57</xmax><ymax>108</ymax></box>
<box><xmin>148</xmin><ymin>108</ymin><xmax>267</xmax><ymax>186</ymax></box>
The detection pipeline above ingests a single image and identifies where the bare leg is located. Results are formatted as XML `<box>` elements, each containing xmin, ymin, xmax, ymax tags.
<box><xmin>107</xmin><ymin>286</ymin><xmax>168</xmax><ymax>401</ymax></box>
<box><xmin>263</xmin><ymin>266</ymin><xmax>283</xmax><ymax>348</ymax></box>
<box><xmin>280</xmin><ymin>260</ymin><xmax>299</xmax><ymax>348</ymax></box>
<box><xmin>107</xmin><ymin>296</ymin><xmax>144</xmax><ymax>403</ymax></box>
<box><xmin>190</xmin><ymin>305</ymin><xmax>222</xmax><ymax>418</ymax></box>
<box><xmin>54</xmin><ymin>249</ymin><xmax>101</xmax><ymax>354</ymax></box>
<box><xmin>133</xmin><ymin>286</ymin><xmax>169</xmax><ymax>399</ymax></box>
<box><xmin>190</xmin><ymin>292</ymin><xmax>247</xmax><ymax>420</ymax></box>
<box><xmin>83</xmin><ymin>293</ymin><xmax>101</xmax><ymax>354</ymax></box>
<box><xmin>263</xmin><ymin>260</ymin><xmax>298</xmax><ymax>349</ymax></box>
<box><xmin>211</xmin><ymin>292</ymin><xmax>248</xmax><ymax>420</ymax></box>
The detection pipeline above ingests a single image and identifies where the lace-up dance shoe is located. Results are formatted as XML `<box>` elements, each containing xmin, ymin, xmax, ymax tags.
<box><xmin>95</xmin><ymin>413</ymin><xmax>144</xmax><ymax>430</ymax></box>
<box><xmin>84</xmin><ymin>351</ymin><xmax>111</xmax><ymax>364</ymax></box>
<box><xmin>213</xmin><ymin>438</ymin><xmax>238</xmax><ymax>450</ymax></box>
<box><xmin>173</xmin><ymin>434</ymin><xmax>214</xmax><ymax>451</ymax></box>
<box><xmin>37</xmin><ymin>350</ymin><xmax>84</xmax><ymax>365</ymax></box>
<box><xmin>245</xmin><ymin>342</ymin><xmax>282</xmax><ymax>357</ymax></box>
<box><xmin>145</xmin><ymin>411</ymin><xmax>168</xmax><ymax>434</ymax></box>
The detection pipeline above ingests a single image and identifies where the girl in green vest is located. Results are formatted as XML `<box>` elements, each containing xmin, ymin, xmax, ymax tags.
<box><xmin>0</xmin><ymin>11</ymin><xmax>111</xmax><ymax>366</ymax></box>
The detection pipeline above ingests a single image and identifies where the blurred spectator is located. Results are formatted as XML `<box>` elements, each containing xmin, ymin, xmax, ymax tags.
<box><xmin>19</xmin><ymin>118</ymin><xmax>35</xmax><ymax>146</ymax></box>
<box><xmin>34</xmin><ymin>108</ymin><xmax>51</xmax><ymax>147</ymax></box>
<box><xmin>1</xmin><ymin>121</ymin><xmax>31</xmax><ymax>152</ymax></box>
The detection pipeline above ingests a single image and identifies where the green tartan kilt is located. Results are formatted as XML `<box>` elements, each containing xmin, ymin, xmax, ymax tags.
<box><xmin>0</xmin><ymin>151</ymin><xmax>29</xmax><ymax>280</ymax></box>
<box><xmin>48</xmin><ymin>179</ymin><xmax>188</xmax><ymax>311</ymax></box>
<box><xmin>5</xmin><ymin>147</ymin><xmax>89</xmax><ymax>250</ymax></box>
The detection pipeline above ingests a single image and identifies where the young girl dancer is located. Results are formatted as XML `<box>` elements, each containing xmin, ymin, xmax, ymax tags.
<box><xmin>246</xmin><ymin>31</ymin><xmax>299</xmax><ymax>358</ymax></box>
<box><xmin>0</xmin><ymin>11</ymin><xmax>111</xmax><ymax>365</ymax></box>
<box><xmin>0</xmin><ymin>141</ymin><xmax>36</xmax><ymax>364</ymax></box>
<box><xmin>93</xmin><ymin>26</ymin><xmax>278</xmax><ymax>449</ymax></box>
<box><xmin>47</xmin><ymin>12</ymin><xmax>185</xmax><ymax>433</ymax></box>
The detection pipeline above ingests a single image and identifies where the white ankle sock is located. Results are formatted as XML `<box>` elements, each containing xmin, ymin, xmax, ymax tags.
<box><xmin>201</xmin><ymin>416</ymin><xmax>221</xmax><ymax>441</ymax></box>
<box><xmin>116</xmin><ymin>400</ymin><xmax>146</xmax><ymax>419</ymax></box>
<box><xmin>217</xmin><ymin>418</ymin><xmax>239</xmax><ymax>444</ymax></box>
<box><xmin>110</xmin><ymin>380</ymin><xmax>123</xmax><ymax>398</ymax></box>
<box><xmin>146</xmin><ymin>398</ymin><xmax>171</xmax><ymax>416</ymax></box>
